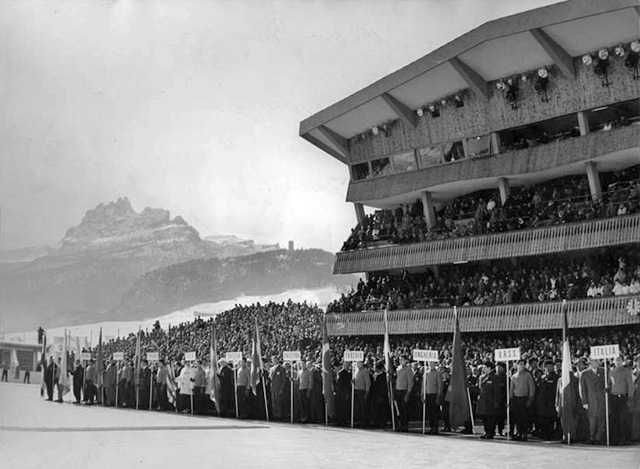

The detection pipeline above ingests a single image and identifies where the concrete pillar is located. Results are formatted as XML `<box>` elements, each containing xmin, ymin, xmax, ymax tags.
<box><xmin>586</xmin><ymin>161</ymin><xmax>602</xmax><ymax>201</ymax></box>
<box><xmin>498</xmin><ymin>177</ymin><xmax>510</xmax><ymax>205</ymax></box>
<box><xmin>577</xmin><ymin>111</ymin><xmax>589</xmax><ymax>136</ymax></box>
<box><xmin>490</xmin><ymin>132</ymin><xmax>501</xmax><ymax>154</ymax></box>
<box><xmin>421</xmin><ymin>191</ymin><xmax>437</xmax><ymax>229</ymax></box>
<box><xmin>354</xmin><ymin>203</ymin><xmax>365</xmax><ymax>224</ymax></box>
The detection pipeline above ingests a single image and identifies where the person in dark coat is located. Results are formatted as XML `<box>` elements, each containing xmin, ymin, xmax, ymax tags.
<box><xmin>536</xmin><ymin>361</ymin><xmax>559</xmax><ymax>440</ymax></box>
<box><xmin>104</xmin><ymin>359</ymin><xmax>117</xmax><ymax>406</ymax></box>
<box><xmin>477</xmin><ymin>362</ymin><xmax>499</xmax><ymax>439</ymax></box>
<box><xmin>44</xmin><ymin>357</ymin><xmax>56</xmax><ymax>401</ymax></box>
<box><xmin>72</xmin><ymin>360</ymin><xmax>84</xmax><ymax>404</ymax></box>
<box><xmin>335</xmin><ymin>361</ymin><xmax>352</xmax><ymax>426</ymax></box>
<box><xmin>269</xmin><ymin>357</ymin><xmax>287</xmax><ymax>420</ymax></box>
<box><xmin>138</xmin><ymin>360</ymin><xmax>152</xmax><ymax>410</ymax></box>
<box><xmin>218</xmin><ymin>360</ymin><xmax>235</xmax><ymax>417</ymax></box>
<box><xmin>310</xmin><ymin>363</ymin><xmax>324</xmax><ymax>423</ymax></box>
<box><xmin>370</xmin><ymin>361</ymin><xmax>389</xmax><ymax>428</ymax></box>
<box><xmin>494</xmin><ymin>363</ymin><xmax>508</xmax><ymax>436</ymax></box>
<box><xmin>579</xmin><ymin>358</ymin><xmax>606</xmax><ymax>444</ymax></box>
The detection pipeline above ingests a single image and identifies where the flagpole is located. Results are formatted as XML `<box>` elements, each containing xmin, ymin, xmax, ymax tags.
<box><xmin>233</xmin><ymin>364</ymin><xmax>239</xmax><ymax>418</ymax></box>
<box><xmin>115</xmin><ymin>362</ymin><xmax>119</xmax><ymax>410</ymax></box>
<box><xmin>466</xmin><ymin>388</ymin><xmax>476</xmax><ymax>437</ymax></box>
<box><xmin>422</xmin><ymin>365</ymin><xmax>427</xmax><ymax>434</ymax></box>
<box><xmin>604</xmin><ymin>358</ymin><xmax>610</xmax><ymax>446</ymax></box>
<box><xmin>291</xmin><ymin>366</ymin><xmax>294</xmax><ymax>424</ymax></box>
<box><xmin>261</xmin><ymin>370</ymin><xmax>269</xmax><ymax>421</ymax></box>
<box><xmin>149</xmin><ymin>369</ymin><xmax>153</xmax><ymax>411</ymax></box>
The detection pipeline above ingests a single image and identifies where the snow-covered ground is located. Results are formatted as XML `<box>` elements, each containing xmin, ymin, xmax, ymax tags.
<box><xmin>2</xmin><ymin>287</ymin><xmax>344</xmax><ymax>346</ymax></box>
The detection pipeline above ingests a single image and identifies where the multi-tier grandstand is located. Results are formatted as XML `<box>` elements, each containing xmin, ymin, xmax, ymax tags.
<box><xmin>300</xmin><ymin>0</ymin><xmax>640</xmax><ymax>339</ymax></box>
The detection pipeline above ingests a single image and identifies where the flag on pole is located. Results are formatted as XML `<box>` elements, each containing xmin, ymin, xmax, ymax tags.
<box><xmin>449</xmin><ymin>309</ymin><xmax>471</xmax><ymax>428</ymax></box>
<box><xmin>322</xmin><ymin>315</ymin><xmax>335</xmax><ymax>418</ymax></box>
<box><xmin>95</xmin><ymin>328</ymin><xmax>104</xmax><ymax>388</ymax></box>
<box><xmin>10</xmin><ymin>348</ymin><xmax>19</xmax><ymax>373</ymax></box>
<box><xmin>560</xmin><ymin>300</ymin><xmax>576</xmax><ymax>441</ymax></box>
<box><xmin>383</xmin><ymin>309</ymin><xmax>397</xmax><ymax>429</ymax></box>
<box><xmin>40</xmin><ymin>334</ymin><xmax>48</xmax><ymax>396</ymax></box>
<box><xmin>209</xmin><ymin>322</ymin><xmax>221</xmax><ymax>407</ymax></box>
<box><xmin>58</xmin><ymin>330</ymin><xmax>71</xmax><ymax>396</ymax></box>
<box><xmin>165</xmin><ymin>362</ymin><xmax>178</xmax><ymax>407</ymax></box>
<box><xmin>134</xmin><ymin>326</ymin><xmax>142</xmax><ymax>386</ymax></box>
<box><xmin>250</xmin><ymin>317</ymin><xmax>263</xmax><ymax>396</ymax></box>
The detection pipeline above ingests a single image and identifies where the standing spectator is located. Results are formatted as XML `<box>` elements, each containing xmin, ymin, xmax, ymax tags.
<box><xmin>579</xmin><ymin>358</ymin><xmax>606</xmax><ymax>445</ymax></box>
<box><xmin>1</xmin><ymin>361</ymin><xmax>8</xmax><ymax>382</ymax></box>
<box><xmin>510</xmin><ymin>359</ymin><xmax>536</xmax><ymax>441</ymax></box>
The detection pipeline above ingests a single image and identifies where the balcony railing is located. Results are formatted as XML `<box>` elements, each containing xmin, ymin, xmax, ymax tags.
<box><xmin>334</xmin><ymin>213</ymin><xmax>640</xmax><ymax>274</ymax></box>
<box><xmin>325</xmin><ymin>296</ymin><xmax>640</xmax><ymax>336</ymax></box>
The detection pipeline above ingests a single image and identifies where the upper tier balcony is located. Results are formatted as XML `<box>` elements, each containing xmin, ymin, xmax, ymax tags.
<box><xmin>334</xmin><ymin>212</ymin><xmax>640</xmax><ymax>274</ymax></box>
<box><xmin>325</xmin><ymin>295</ymin><xmax>640</xmax><ymax>336</ymax></box>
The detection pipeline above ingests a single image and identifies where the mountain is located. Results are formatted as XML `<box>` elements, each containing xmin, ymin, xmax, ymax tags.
<box><xmin>0</xmin><ymin>245</ymin><xmax>54</xmax><ymax>263</ymax></box>
<box><xmin>0</xmin><ymin>198</ymin><xmax>353</xmax><ymax>333</ymax></box>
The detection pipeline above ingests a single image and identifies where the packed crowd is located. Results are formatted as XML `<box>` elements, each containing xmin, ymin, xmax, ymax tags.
<box><xmin>327</xmin><ymin>249</ymin><xmax>640</xmax><ymax>312</ymax></box>
<box><xmin>341</xmin><ymin>165</ymin><xmax>640</xmax><ymax>251</ymax></box>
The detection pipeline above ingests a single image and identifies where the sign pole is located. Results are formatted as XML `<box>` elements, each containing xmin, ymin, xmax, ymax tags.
<box><xmin>115</xmin><ymin>364</ymin><xmax>119</xmax><ymax>410</ymax></box>
<box><xmin>422</xmin><ymin>365</ymin><xmax>427</xmax><ymax>435</ymax></box>
<box><xmin>290</xmin><ymin>362</ymin><xmax>294</xmax><ymax>424</ymax></box>
<box><xmin>190</xmin><ymin>362</ymin><xmax>194</xmax><ymax>416</ymax></box>
<box><xmin>506</xmin><ymin>360</ymin><xmax>510</xmax><ymax>441</ymax></box>
<box><xmin>351</xmin><ymin>377</ymin><xmax>355</xmax><ymax>429</ymax></box>
<box><xmin>466</xmin><ymin>387</ymin><xmax>476</xmax><ymax>437</ymax></box>
<box><xmin>234</xmin><ymin>364</ymin><xmax>239</xmax><ymax>419</ymax></box>
<box><xmin>149</xmin><ymin>368</ymin><xmax>153</xmax><ymax>411</ymax></box>
<box><xmin>604</xmin><ymin>358</ymin><xmax>610</xmax><ymax>447</ymax></box>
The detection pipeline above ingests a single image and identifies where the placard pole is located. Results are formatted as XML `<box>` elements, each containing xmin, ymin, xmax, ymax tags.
<box><xmin>234</xmin><ymin>365</ymin><xmax>239</xmax><ymax>419</ymax></box>
<box><xmin>422</xmin><ymin>365</ymin><xmax>427</xmax><ymax>434</ymax></box>
<box><xmin>506</xmin><ymin>360</ymin><xmax>510</xmax><ymax>441</ymax></box>
<box><xmin>290</xmin><ymin>363</ymin><xmax>294</xmax><ymax>424</ymax></box>
<box><xmin>604</xmin><ymin>358</ymin><xmax>610</xmax><ymax>447</ymax></box>
<box><xmin>149</xmin><ymin>370</ymin><xmax>153</xmax><ymax>411</ymax></box>
<box><xmin>115</xmin><ymin>366</ymin><xmax>119</xmax><ymax>410</ymax></box>
<box><xmin>351</xmin><ymin>379</ymin><xmax>355</xmax><ymax>429</ymax></box>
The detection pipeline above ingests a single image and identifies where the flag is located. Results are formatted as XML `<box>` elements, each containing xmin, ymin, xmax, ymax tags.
<box><xmin>449</xmin><ymin>308</ymin><xmax>471</xmax><ymax>428</ymax></box>
<box><xmin>560</xmin><ymin>300</ymin><xmax>576</xmax><ymax>441</ymax></box>
<box><xmin>134</xmin><ymin>326</ymin><xmax>142</xmax><ymax>386</ymax></box>
<box><xmin>209</xmin><ymin>322</ymin><xmax>221</xmax><ymax>407</ymax></box>
<box><xmin>58</xmin><ymin>330</ymin><xmax>71</xmax><ymax>397</ymax></box>
<box><xmin>95</xmin><ymin>328</ymin><xmax>104</xmax><ymax>388</ymax></box>
<box><xmin>322</xmin><ymin>315</ymin><xmax>335</xmax><ymax>419</ymax></box>
<box><xmin>10</xmin><ymin>348</ymin><xmax>19</xmax><ymax>373</ymax></box>
<box><xmin>250</xmin><ymin>317</ymin><xmax>263</xmax><ymax>396</ymax></box>
<box><xmin>383</xmin><ymin>309</ymin><xmax>397</xmax><ymax>428</ymax></box>
<box><xmin>40</xmin><ymin>334</ymin><xmax>48</xmax><ymax>396</ymax></box>
<box><xmin>165</xmin><ymin>362</ymin><xmax>178</xmax><ymax>407</ymax></box>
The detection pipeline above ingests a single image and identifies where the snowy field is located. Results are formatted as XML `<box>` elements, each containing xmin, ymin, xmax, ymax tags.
<box><xmin>1</xmin><ymin>382</ymin><xmax>638</xmax><ymax>469</ymax></box>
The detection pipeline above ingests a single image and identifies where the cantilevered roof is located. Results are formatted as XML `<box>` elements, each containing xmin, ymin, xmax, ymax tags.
<box><xmin>299</xmin><ymin>0</ymin><xmax>640</xmax><ymax>164</ymax></box>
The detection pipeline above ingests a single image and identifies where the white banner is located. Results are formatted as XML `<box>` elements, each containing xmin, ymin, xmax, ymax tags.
<box><xmin>283</xmin><ymin>351</ymin><xmax>301</xmax><ymax>362</ymax></box>
<box><xmin>225</xmin><ymin>352</ymin><xmax>243</xmax><ymax>363</ymax></box>
<box><xmin>494</xmin><ymin>347</ymin><xmax>521</xmax><ymax>362</ymax></box>
<box><xmin>112</xmin><ymin>352</ymin><xmax>124</xmax><ymax>361</ymax></box>
<box><xmin>412</xmin><ymin>349</ymin><xmax>439</xmax><ymax>362</ymax></box>
<box><xmin>344</xmin><ymin>350</ymin><xmax>364</xmax><ymax>362</ymax></box>
<box><xmin>81</xmin><ymin>352</ymin><xmax>92</xmax><ymax>361</ymax></box>
<box><xmin>590</xmin><ymin>344</ymin><xmax>620</xmax><ymax>360</ymax></box>
<box><xmin>147</xmin><ymin>352</ymin><xmax>159</xmax><ymax>361</ymax></box>
<box><xmin>184</xmin><ymin>352</ymin><xmax>196</xmax><ymax>362</ymax></box>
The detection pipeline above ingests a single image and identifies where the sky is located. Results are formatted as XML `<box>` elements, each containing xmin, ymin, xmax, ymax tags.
<box><xmin>0</xmin><ymin>0</ymin><xmax>561</xmax><ymax>252</ymax></box>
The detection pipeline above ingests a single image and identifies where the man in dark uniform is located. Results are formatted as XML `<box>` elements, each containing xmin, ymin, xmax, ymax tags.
<box><xmin>138</xmin><ymin>359</ymin><xmax>152</xmax><ymax>410</ymax></box>
<box><xmin>72</xmin><ymin>359</ymin><xmax>84</xmax><ymax>404</ymax></box>
<box><xmin>335</xmin><ymin>361</ymin><xmax>352</xmax><ymax>426</ymax></box>
<box><xmin>218</xmin><ymin>360</ymin><xmax>235</xmax><ymax>417</ymax></box>
<box><xmin>536</xmin><ymin>360</ymin><xmax>559</xmax><ymax>440</ymax></box>
<box><xmin>44</xmin><ymin>357</ymin><xmax>56</xmax><ymax>401</ymax></box>
<box><xmin>395</xmin><ymin>355</ymin><xmax>414</xmax><ymax>432</ymax></box>
<box><xmin>370</xmin><ymin>361</ymin><xmax>389</xmax><ymax>428</ymax></box>
<box><xmin>494</xmin><ymin>362</ymin><xmax>507</xmax><ymax>436</ymax></box>
<box><xmin>477</xmin><ymin>362</ymin><xmax>499</xmax><ymax>439</ymax></box>
<box><xmin>269</xmin><ymin>356</ymin><xmax>287</xmax><ymax>420</ymax></box>
<box><xmin>310</xmin><ymin>363</ymin><xmax>324</xmax><ymax>423</ymax></box>
<box><xmin>104</xmin><ymin>359</ymin><xmax>117</xmax><ymax>406</ymax></box>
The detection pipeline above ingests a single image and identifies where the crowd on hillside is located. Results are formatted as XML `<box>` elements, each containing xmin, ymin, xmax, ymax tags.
<box><xmin>327</xmin><ymin>249</ymin><xmax>640</xmax><ymax>313</ymax></box>
<box><xmin>341</xmin><ymin>165</ymin><xmax>640</xmax><ymax>251</ymax></box>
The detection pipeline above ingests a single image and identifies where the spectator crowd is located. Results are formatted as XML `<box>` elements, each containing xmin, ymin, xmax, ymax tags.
<box><xmin>342</xmin><ymin>165</ymin><xmax>640</xmax><ymax>251</ymax></box>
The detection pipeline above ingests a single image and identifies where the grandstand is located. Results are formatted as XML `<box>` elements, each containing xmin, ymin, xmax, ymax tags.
<box><xmin>299</xmin><ymin>0</ymin><xmax>640</xmax><ymax>338</ymax></box>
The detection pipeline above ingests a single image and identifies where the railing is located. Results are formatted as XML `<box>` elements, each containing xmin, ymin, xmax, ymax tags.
<box><xmin>333</xmin><ymin>213</ymin><xmax>640</xmax><ymax>274</ymax></box>
<box><xmin>326</xmin><ymin>296</ymin><xmax>640</xmax><ymax>336</ymax></box>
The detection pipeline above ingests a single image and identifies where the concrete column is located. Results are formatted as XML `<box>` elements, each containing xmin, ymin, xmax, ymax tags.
<box><xmin>354</xmin><ymin>203</ymin><xmax>365</xmax><ymax>224</ymax></box>
<box><xmin>586</xmin><ymin>161</ymin><xmax>602</xmax><ymax>201</ymax></box>
<box><xmin>498</xmin><ymin>178</ymin><xmax>510</xmax><ymax>205</ymax></box>
<box><xmin>490</xmin><ymin>132</ymin><xmax>501</xmax><ymax>154</ymax></box>
<box><xmin>577</xmin><ymin>111</ymin><xmax>589</xmax><ymax>136</ymax></box>
<box><xmin>421</xmin><ymin>191</ymin><xmax>437</xmax><ymax>229</ymax></box>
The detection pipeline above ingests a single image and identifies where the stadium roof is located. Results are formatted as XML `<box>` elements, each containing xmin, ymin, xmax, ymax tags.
<box><xmin>299</xmin><ymin>0</ymin><xmax>640</xmax><ymax>164</ymax></box>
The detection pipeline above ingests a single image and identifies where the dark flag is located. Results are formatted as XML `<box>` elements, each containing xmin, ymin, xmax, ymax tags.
<box><xmin>209</xmin><ymin>322</ymin><xmax>221</xmax><ymax>409</ymax></box>
<box><xmin>322</xmin><ymin>315</ymin><xmax>335</xmax><ymax>420</ymax></box>
<box><xmin>560</xmin><ymin>300</ymin><xmax>577</xmax><ymax>443</ymax></box>
<box><xmin>449</xmin><ymin>308</ymin><xmax>471</xmax><ymax>429</ymax></box>
<box><xmin>95</xmin><ymin>328</ymin><xmax>104</xmax><ymax>401</ymax></box>
<box><xmin>250</xmin><ymin>317</ymin><xmax>263</xmax><ymax>396</ymax></box>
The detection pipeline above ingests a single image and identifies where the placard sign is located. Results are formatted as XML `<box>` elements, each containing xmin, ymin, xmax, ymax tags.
<box><xmin>590</xmin><ymin>344</ymin><xmax>620</xmax><ymax>360</ymax></box>
<box><xmin>81</xmin><ymin>352</ymin><xmax>92</xmax><ymax>361</ymax></box>
<box><xmin>225</xmin><ymin>352</ymin><xmax>243</xmax><ymax>363</ymax></box>
<box><xmin>283</xmin><ymin>351</ymin><xmax>301</xmax><ymax>362</ymax></box>
<box><xmin>413</xmin><ymin>349</ymin><xmax>439</xmax><ymax>362</ymax></box>
<box><xmin>113</xmin><ymin>352</ymin><xmax>124</xmax><ymax>361</ymax></box>
<box><xmin>147</xmin><ymin>352</ymin><xmax>159</xmax><ymax>361</ymax></box>
<box><xmin>344</xmin><ymin>350</ymin><xmax>364</xmax><ymax>362</ymax></box>
<box><xmin>494</xmin><ymin>348</ymin><xmax>521</xmax><ymax>362</ymax></box>
<box><xmin>184</xmin><ymin>352</ymin><xmax>196</xmax><ymax>362</ymax></box>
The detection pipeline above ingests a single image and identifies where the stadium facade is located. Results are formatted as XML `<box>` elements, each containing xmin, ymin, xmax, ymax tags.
<box><xmin>300</xmin><ymin>0</ymin><xmax>640</xmax><ymax>336</ymax></box>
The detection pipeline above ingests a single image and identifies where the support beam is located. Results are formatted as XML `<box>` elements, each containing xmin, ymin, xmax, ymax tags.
<box><xmin>301</xmin><ymin>133</ymin><xmax>347</xmax><ymax>164</ymax></box>
<box><xmin>586</xmin><ymin>161</ymin><xmax>602</xmax><ymax>201</ymax></box>
<box><xmin>381</xmin><ymin>93</ymin><xmax>416</xmax><ymax>129</ymax></box>
<box><xmin>318</xmin><ymin>125</ymin><xmax>350</xmax><ymax>158</ymax></box>
<box><xmin>498</xmin><ymin>178</ymin><xmax>510</xmax><ymax>205</ymax></box>
<box><xmin>490</xmin><ymin>132</ymin><xmax>501</xmax><ymax>155</ymax></box>
<box><xmin>353</xmin><ymin>203</ymin><xmax>365</xmax><ymax>224</ymax></box>
<box><xmin>421</xmin><ymin>191</ymin><xmax>437</xmax><ymax>230</ymax></box>
<box><xmin>530</xmin><ymin>28</ymin><xmax>576</xmax><ymax>79</ymax></box>
<box><xmin>449</xmin><ymin>57</ymin><xmax>490</xmax><ymax>101</ymax></box>
<box><xmin>577</xmin><ymin>111</ymin><xmax>589</xmax><ymax>136</ymax></box>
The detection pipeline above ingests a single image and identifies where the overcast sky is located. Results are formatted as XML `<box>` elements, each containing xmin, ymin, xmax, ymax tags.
<box><xmin>0</xmin><ymin>0</ymin><xmax>561</xmax><ymax>252</ymax></box>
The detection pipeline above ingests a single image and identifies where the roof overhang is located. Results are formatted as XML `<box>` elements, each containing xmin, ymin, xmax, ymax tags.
<box><xmin>299</xmin><ymin>0</ymin><xmax>640</xmax><ymax>164</ymax></box>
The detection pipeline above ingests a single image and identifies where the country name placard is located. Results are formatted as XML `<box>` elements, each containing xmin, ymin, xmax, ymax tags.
<box><xmin>344</xmin><ymin>350</ymin><xmax>364</xmax><ymax>362</ymax></box>
<box><xmin>590</xmin><ymin>344</ymin><xmax>620</xmax><ymax>360</ymax></box>
<box><xmin>112</xmin><ymin>352</ymin><xmax>124</xmax><ymax>361</ymax></box>
<box><xmin>412</xmin><ymin>349</ymin><xmax>439</xmax><ymax>362</ymax></box>
<box><xmin>81</xmin><ymin>352</ymin><xmax>92</xmax><ymax>361</ymax></box>
<box><xmin>146</xmin><ymin>352</ymin><xmax>159</xmax><ymax>361</ymax></box>
<box><xmin>225</xmin><ymin>352</ymin><xmax>243</xmax><ymax>363</ymax></box>
<box><xmin>184</xmin><ymin>351</ymin><xmax>196</xmax><ymax>362</ymax></box>
<box><xmin>494</xmin><ymin>347</ymin><xmax>521</xmax><ymax>362</ymax></box>
<box><xmin>283</xmin><ymin>351</ymin><xmax>301</xmax><ymax>362</ymax></box>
